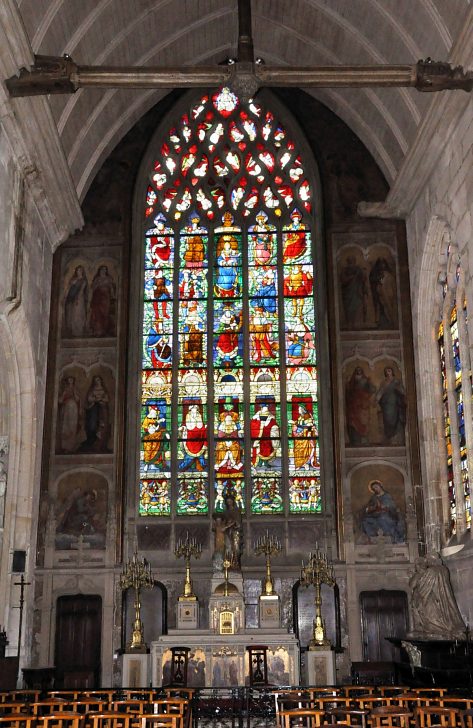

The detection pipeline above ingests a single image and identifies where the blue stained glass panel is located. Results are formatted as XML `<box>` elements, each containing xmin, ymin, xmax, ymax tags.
<box><xmin>142</xmin><ymin>330</ymin><xmax>173</xmax><ymax>369</ymax></box>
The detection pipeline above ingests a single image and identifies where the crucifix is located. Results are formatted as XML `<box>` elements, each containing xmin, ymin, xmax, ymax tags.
<box><xmin>6</xmin><ymin>0</ymin><xmax>473</xmax><ymax>99</ymax></box>
<box><xmin>14</xmin><ymin>573</ymin><xmax>31</xmax><ymax>658</ymax></box>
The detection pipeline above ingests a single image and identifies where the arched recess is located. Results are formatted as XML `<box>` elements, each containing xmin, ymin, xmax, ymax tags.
<box><xmin>122</xmin><ymin>581</ymin><xmax>167</xmax><ymax>649</ymax></box>
<box><xmin>413</xmin><ymin>215</ymin><xmax>456</xmax><ymax>550</ymax></box>
<box><xmin>0</xmin><ymin>305</ymin><xmax>38</xmax><ymax>662</ymax></box>
<box><xmin>127</xmin><ymin>85</ymin><xmax>335</xmax><ymax>563</ymax></box>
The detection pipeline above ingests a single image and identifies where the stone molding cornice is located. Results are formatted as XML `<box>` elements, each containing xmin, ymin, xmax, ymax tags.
<box><xmin>0</xmin><ymin>0</ymin><xmax>83</xmax><ymax>249</ymax></box>
<box><xmin>359</xmin><ymin>7</ymin><xmax>473</xmax><ymax>220</ymax></box>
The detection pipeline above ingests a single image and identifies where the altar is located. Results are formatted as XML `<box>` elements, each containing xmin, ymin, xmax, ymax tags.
<box><xmin>151</xmin><ymin>629</ymin><xmax>300</xmax><ymax>687</ymax></box>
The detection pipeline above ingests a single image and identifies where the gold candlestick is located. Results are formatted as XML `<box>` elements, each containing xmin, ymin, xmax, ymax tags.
<box><xmin>175</xmin><ymin>531</ymin><xmax>202</xmax><ymax>601</ymax></box>
<box><xmin>254</xmin><ymin>530</ymin><xmax>281</xmax><ymax>596</ymax></box>
<box><xmin>119</xmin><ymin>550</ymin><xmax>154</xmax><ymax>652</ymax></box>
<box><xmin>300</xmin><ymin>543</ymin><xmax>335</xmax><ymax>649</ymax></box>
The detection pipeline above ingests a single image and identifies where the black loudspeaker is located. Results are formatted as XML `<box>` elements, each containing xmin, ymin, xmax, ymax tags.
<box><xmin>12</xmin><ymin>550</ymin><xmax>25</xmax><ymax>573</ymax></box>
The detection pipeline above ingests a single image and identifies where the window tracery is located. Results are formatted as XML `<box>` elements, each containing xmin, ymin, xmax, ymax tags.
<box><xmin>139</xmin><ymin>88</ymin><xmax>320</xmax><ymax>517</ymax></box>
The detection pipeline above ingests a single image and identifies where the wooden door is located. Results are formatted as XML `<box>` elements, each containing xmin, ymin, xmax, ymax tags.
<box><xmin>55</xmin><ymin>595</ymin><xmax>102</xmax><ymax>688</ymax></box>
<box><xmin>360</xmin><ymin>590</ymin><xmax>408</xmax><ymax>661</ymax></box>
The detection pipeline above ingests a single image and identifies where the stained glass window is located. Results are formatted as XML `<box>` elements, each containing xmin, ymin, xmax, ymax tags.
<box><xmin>437</xmin><ymin>263</ymin><xmax>472</xmax><ymax>535</ymax></box>
<box><xmin>139</xmin><ymin>88</ymin><xmax>320</xmax><ymax>516</ymax></box>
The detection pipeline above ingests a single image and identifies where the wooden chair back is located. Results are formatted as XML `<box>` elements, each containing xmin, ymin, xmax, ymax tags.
<box><xmin>0</xmin><ymin>703</ymin><xmax>30</xmax><ymax>716</ymax></box>
<box><xmin>325</xmin><ymin>707</ymin><xmax>370</xmax><ymax>727</ymax></box>
<box><xmin>460</xmin><ymin>708</ymin><xmax>473</xmax><ymax>728</ymax></box>
<box><xmin>0</xmin><ymin>714</ymin><xmax>37</xmax><ymax>728</ymax></box>
<box><xmin>150</xmin><ymin>700</ymin><xmax>188</xmax><ymax>716</ymax></box>
<box><xmin>64</xmin><ymin>700</ymin><xmax>108</xmax><ymax>715</ymax></box>
<box><xmin>32</xmin><ymin>700</ymin><xmax>68</xmax><ymax>716</ymax></box>
<box><xmin>415</xmin><ymin>706</ymin><xmax>461</xmax><ymax>728</ymax></box>
<box><xmin>111</xmin><ymin>701</ymin><xmax>149</xmax><ymax>715</ymax></box>
<box><xmin>370</xmin><ymin>706</ymin><xmax>412</xmax><ymax>728</ymax></box>
<box><xmin>277</xmin><ymin>708</ymin><xmax>326</xmax><ymax>728</ymax></box>
<box><xmin>343</xmin><ymin>687</ymin><xmax>375</xmax><ymax>698</ymax></box>
<box><xmin>36</xmin><ymin>712</ymin><xmax>85</xmax><ymax>728</ymax></box>
<box><xmin>83</xmin><ymin>693</ymin><xmax>116</xmax><ymax>703</ymax></box>
<box><xmin>87</xmin><ymin>713</ymin><xmax>134</xmax><ymax>728</ymax></box>
<box><xmin>9</xmin><ymin>692</ymin><xmax>41</xmax><ymax>704</ymax></box>
<box><xmin>140</xmin><ymin>716</ymin><xmax>181</xmax><ymax>728</ymax></box>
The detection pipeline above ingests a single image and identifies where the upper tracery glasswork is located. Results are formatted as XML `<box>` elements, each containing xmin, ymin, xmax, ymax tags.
<box><xmin>139</xmin><ymin>88</ymin><xmax>319</xmax><ymax>516</ymax></box>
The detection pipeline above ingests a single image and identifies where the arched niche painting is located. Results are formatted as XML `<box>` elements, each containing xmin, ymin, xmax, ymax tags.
<box><xmin>124</xmin><ymin>582</ymin><xmax>167</xmax><ymax>652</ymax></box>
<box><xmin>337</xmin><ymin>244</ymin><xmax>398</xmax><ymax>331</ymax></box>
<box><xmin>55</xmin><ymin>471</ymin><xmax>108</xmax><ymax>550</ymax></box>
<box><xmin>344</xmin><ymin>359</ymin><xmax>406</xmax><ymax>447</ymax></box>
<box><xmin>56</xmin><ymin>366</ymin><xmax>115</xmax><ymax>455</ymax></box>
<box><xmin>350</xmin><ymin>463</ymin><xmax>407</xmax><ymax>546</ymax></box>
<box><xmin>293</xmin><ymin>580</ymin><xmax>340</xmax><ymax>651</ymax></box>
<box><xmin>61</xmin><ymin>259</ymin><xmax>117</xmax><ymax>339</ymax></box>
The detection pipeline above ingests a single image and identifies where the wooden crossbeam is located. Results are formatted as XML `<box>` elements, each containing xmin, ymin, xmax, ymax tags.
<box><xmin>5</xmin><ymin>55</ymin><xmax>473</xmax><ymax>97</ymax></box>
<box><xmin>4</xmin><ymin>0</ymin><xmax>473</xmax><ymax>97</ymax></box>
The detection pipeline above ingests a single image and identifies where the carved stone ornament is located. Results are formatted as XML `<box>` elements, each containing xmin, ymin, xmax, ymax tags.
<box><xmin>6</xmin><ymin>54</ymin><xmax>79</xmax><ymax>96</ymax></box>
<box><xmin>229</xmin><ymin>62</ymin><xmax>261</xmax><ymax>102</ymax></box>
<box><xmin>415</xmin><ymin>58</ymin><xmax>473</xmax><ymax>92</ymax></box>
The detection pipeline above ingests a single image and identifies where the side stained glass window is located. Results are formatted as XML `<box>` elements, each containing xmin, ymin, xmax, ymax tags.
<box><xmin>139</xmin><ymin>88</ymin><xmax>320</xmax><ymax>516</ymax></box>
<box><xmin>437</xmin><ymin>261</ymin><xmax>472</xmax><ymax>535</ymax></box>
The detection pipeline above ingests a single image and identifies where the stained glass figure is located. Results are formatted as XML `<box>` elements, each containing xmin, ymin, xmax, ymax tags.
<box><xmin>282</xmin><ymin>211</ymin><xmax>310</xmax><ymax>263</ymax></box>
<box><xmin>140</xmin><ymin>478</ymin><xmax>171</xmax><ymax>516</ymax></box>
<box><xmin>177</xmin><ymin>475</ymin><xmax>208</xmax><ymax>515</ymax></box>
<box><xmin>251</xmin><ymin>476</ymin><xmax>283</xmax><ymax>514</ymax></box>
<box><xmin>140</xmin><ymin>88</ymin><xmax>318</xmax><ymax>516</ymax></box>
<box><xmin>178</xmin><ymin>301</ymin><xmax>206</xmax><ymax>367</ymax></box>
<box><xmin>213</xmin><ymin>301</ymin><xmax>243</xmax><ymax>367</ymax></box>
<box><xmin>214</xmin><ymin>478</ymin><xmax>245</xmax><ymax>513</ymax></box>
<box><xmin>289</xmin><ymin>477</ymin><xmax>321</xmax><ymax>513</ymax></box>
<box><xmin>250</xmin><ymin>399</ymin><xmax>281</xmax><ymax>472</ymax></box>
<box><xmin>177</xmin><ymin>400</ymin><xmax>208</xmax><ymax>473</ymax></box>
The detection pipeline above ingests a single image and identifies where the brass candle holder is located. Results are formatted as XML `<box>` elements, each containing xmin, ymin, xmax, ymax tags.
<box><xmin>254</xmin><ymin>530</ymin><xmax>281</xmax><ymax>596</ymax></box>
<box><xmin>175</xmin><ymin>531</ymin><xmax>202</xmax><ymax>601</ymax></box>
<box><xmin>300</xmin><ymin>544</ymin><xmax>335</xmax><ymax>649</ymax></box>
<box><xmin>119</xmin><ymin>550</ymin><xmax>154</xmax><ymax>652</ymax></box>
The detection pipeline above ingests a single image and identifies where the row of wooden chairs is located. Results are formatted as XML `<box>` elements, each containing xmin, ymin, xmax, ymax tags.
<box><xmin>277</xmin><ymin>705</ymin><xmax>473</xmax><ymax>728</ymax></box>
<box><xmin>275</xmin><ymin>689</ymin><xmax>473</xmax><ymax>728</ymax></box>
<box><xmin>0</xmin><ymin>696</ymin><xmax>190</xmax><ymax>728</ymax></box>
<box><xmin>0</xmin><ymin>715</ymin><xmax>182</xmax><ymax>728</ymax></box>
<box><xmin>0</xmin><ymin>692</ymin><xmax>194</xmax><ymax>706</ymax></box>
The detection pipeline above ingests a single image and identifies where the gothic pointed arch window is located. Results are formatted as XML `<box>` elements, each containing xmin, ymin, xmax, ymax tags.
<box><xmin>138</xmin><ymin>88</ymin><xmax>320</xmax><ymax>518</ymax></box>
<box><xmin>437</xmin><ymin>247</ymin><xmax>472</xmax><ymax>537</ymax></box>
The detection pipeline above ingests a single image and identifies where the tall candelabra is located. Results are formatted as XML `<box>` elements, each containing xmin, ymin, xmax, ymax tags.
<box><xmin>175</xmin><ymin>531</ymin><xmax>202</xmax><ymax>601</ymax></box>
<box><xmin>254</xmin><ymin>530</ymin><xmax>281</xmax><ymax>596</ymax></box>
<box><xmin>120</xmin><ymin>550</ymin><xmax>154</xmax><ymax>652</ymax></box>
<box><xmin>300</xmin><ymin>544</ymin><xmax>335</xmax><ymax>649</ymax></box>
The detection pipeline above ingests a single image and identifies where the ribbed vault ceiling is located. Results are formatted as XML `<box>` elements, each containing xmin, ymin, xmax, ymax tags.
<box><xmin>15</xmin><ymin>0</ymin><xmax>471</xmax><ymax>200</ymax></box>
